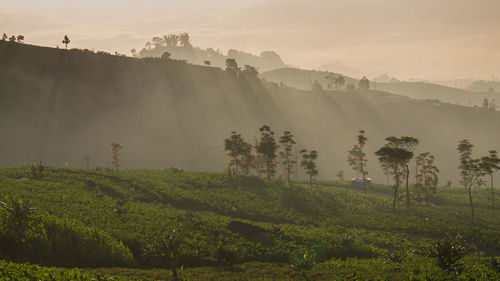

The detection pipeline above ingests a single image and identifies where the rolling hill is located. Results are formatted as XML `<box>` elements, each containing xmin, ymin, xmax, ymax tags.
<box><xmin>260</xmin><ymin>68</ymin><xmax>500</xmax><ymax>107</ymax></box>
<box><xmin>1</xmin><ymin>41</ymin><xmax>500</xmax><ymax>185</ymax></box>
<box><xmin>0</xmin><ymin>167</ymin><xmax>498</xmax><ymax>280</ymax></box>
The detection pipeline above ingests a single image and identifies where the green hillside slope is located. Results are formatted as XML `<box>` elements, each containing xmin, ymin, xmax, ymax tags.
<box><xmin>1</xmin><ymin>41</ymin><xmax>500</xmax><ymax>185</ymax></box>
<box><xmin>0</xmin><ymin>168</ymin><xmax>498</xmax><ymax>280</ymax></box>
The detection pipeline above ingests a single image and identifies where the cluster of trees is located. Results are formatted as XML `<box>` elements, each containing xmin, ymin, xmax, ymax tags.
<box><xmin>457</xmin><ymin>140</ymin><xmax>499</xmax><ymax>223</ymax></box>
<box><xmin>346</xmin><ymin>132</ymin><xmax>498</xmax><ymax>223</ymax></box>
<box><xmin>224</xmin><ymin>58</ymin><xmax>259</xmax><ymax>81</ymax></box>
<box><xmin>145</xmin><ymin>33</ymin><xmax>192</xmax><ymax>50</ymax></box>
<box><xmin>2</xmin><ymin>33</ymin><xmax>24</xmax><ymax>43</ymax></box>
<box><xmin>2</xmin><ymin>33</ymin><xmax>71</xmax><ymax>50</ymax></box>
<box><xmin>324</xmin><ymin>74</ymin><xmax>346</xmax><ymax>90</ymax></box>
<box><xmin>224</xmin><ymin>125</ymin><xmax>318</xmax><ymax>185</ymax></box>
<box><xmin>312</xmin><ymin>75</ymin><xmax>370</xmax><ymax>93</ymax></box>
<box><xmin>482</xmin><ymin>98</ymin><xmax>497</xmax><ymax>111</ymax></box>
<box><xmin>347</xmin><ymin>131</ymin><xmax>440</xmax><ymax>215</ymax></box>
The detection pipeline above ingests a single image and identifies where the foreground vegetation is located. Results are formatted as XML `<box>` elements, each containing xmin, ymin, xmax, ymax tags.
<box><xmin>0</xmin><ymin>167</ymin><xmax>499</xmax><ymax>280</ymax></box>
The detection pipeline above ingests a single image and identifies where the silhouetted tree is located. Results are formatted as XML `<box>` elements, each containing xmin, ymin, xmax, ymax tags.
<box><xmin>481</xmin><ymin>150</ymin><xmax>499</xmax><ymax>217</ymax></box>
<box><xmin>300</xmin><ymin>149</ymin><xmax>318</xmax><ymax>187</ymax></box>
<box><xmin>255</xmin><ymin>125</ymin><xmax>279</xmax><ymax>179</ymax></box>
<box><xmin>240</xmin><ymin>141</ymin><xmax>255</xmax><ymax>176</ymax></box>
<box><xmin>179</xmin><ymin>32</ymin><xmax>192</xmax><ymax>47</ymax></box>
<box><xmin>110</xmin><ymin>142</ymin><xmax>123</xmax><ymax>170</ymax></box>
<box><xmin>241</xmin><ymin>65</ymin><xmax>259</xmax><ymax>81</ymax></box>
<box><xmin>279</xmin><ymin>131</ymin><xmax>296</xmax><ymax>184</ymax></box>
<box><xmin>376</xmin><ymin>137</ymin><xmax>415</xmax><ymax>213</ymax></box>
<box><xmin>2</xmin><ymin>33</ymin><xmax>7</xmax><ymax>41</ymax></box>
<box><xmin>334</xmin><ymin>75</ymin><xmax>345</xmax><ymax>90</ymax></box>
<box><xmin>457</xmin><ymin>139</ymin><xmax>484</xmax><ymax>225</ymax></box>
<box><xmin>62</xmin><ymin>35</ymin><xmax>70</xmax><ymax>49</ymax></box>
<box><xmin>145</xmin><ymin>41</ymin><xmax>152</xmax><ymax>51</ymax></box>
<box><xmin>164</xmin><ymin>34</ymin><xmax>180</xmax><ymax>47</ymax></box>
<box><xmin>357</xmin><ymin>130</ymin><xmax>368</xmax><ymax>195</ymax></box>
<box><xmin>9</xmin><ymin>35</ymin><xmax>16</xmax><ymax>42</ymax></box>
<box><xmin>225</xmin><ymin>58</ymin><xmax>240</xmax><ymax>75</ymax></box>
<box><xmin>388</xmin><ymin>136</ymin><xmax>419</xmax><ymax>214</ymax></box>
<box><xmin>347</xmin><ymin>145</ymin><xmax>362</xmax><ymax>177</ymax></box>
<box><xmin>224</xmin><ymin>131</ymin><xmax>253</xmax><ymax>177</ymax></box>
<box><xmin>130</xmin><ymin>49</ymin><xmax>137</xmax><ymax>57</ymax></box>
<box><xmin>16</xmin><ymin>35</ymin><xmax>24</xmax><ymax>43</ymax></box>
<box><xmin>415</xmin><ymin>152</ymin><xmax>440</xmax><ymax>206</ymax></box>
<box><xmin>359</xmin><ymin>76</ymin><xmax>370</xmax><ymax>90</ymax></box>
<box><xmin>458</xmin><ymin>139</ymin><xmax>473</xmax><ymax>193</ymax></box>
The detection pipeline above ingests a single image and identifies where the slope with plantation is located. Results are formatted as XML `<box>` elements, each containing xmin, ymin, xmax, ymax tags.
<box><xmin>0</xmin><ymin>167</ymin><xmax>499</xmax><ymax>280</ymax></box>
<box><xmin>1</xmin><ymin>40</ymin><xmax>500</xmax><ymax>185</ymax></box>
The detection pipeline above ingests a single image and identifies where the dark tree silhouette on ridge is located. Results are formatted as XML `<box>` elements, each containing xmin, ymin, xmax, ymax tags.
<box><xmin>62</xmin><ymin>35</ymin><xmax>70</xmax><ymax>49</ymax></box>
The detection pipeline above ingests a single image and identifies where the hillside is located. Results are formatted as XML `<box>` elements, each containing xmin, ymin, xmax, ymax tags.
<box><xmin>0</xmin><ymin>167</ymin><xmax>499</xmax><ymax>280</ymax></box>
<box><xmin>1</xmin><ymin>41</ymin><xmax>500</xmax><ymax>185</ymax></box>
<box><xmin>260</xmin><ymin>68</ymin><xmax>500</xmax><ymax>107</ymax></box>
<box><xmin>137</xmin><ymin>42</ymin><xmax>286</xmax><ymax>72</ymax></box>
<box><xmin>467</xmin><ymin>80</ymin><xmax>500</xmax><ymax>93</ymax></box>
<box><xmin>260</xmin><ymin>67</ymin><xmax>358</xmax><ymax>90</ymax></box>
<box><xmin>376</xmin><ymin>82</ymin><xmax>500</xmax><ymax>107</ymax></box>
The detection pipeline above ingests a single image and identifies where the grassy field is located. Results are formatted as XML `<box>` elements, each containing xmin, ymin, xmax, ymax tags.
<box><xmin>0</xmin><ymin>167</ymin><xmax>499</xmax><ymax>280</ymax></box>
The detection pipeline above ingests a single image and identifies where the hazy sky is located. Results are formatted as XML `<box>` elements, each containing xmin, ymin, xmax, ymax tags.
<box><xmin>2</xmin><ymin>0</ymin><xmax>500</xmax><ymax>80</ymax></box>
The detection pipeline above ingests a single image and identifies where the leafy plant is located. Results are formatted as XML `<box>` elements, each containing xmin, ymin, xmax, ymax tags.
<box><xmin>290</xmin><ymin>247</ymin><xmax>316</xmax><ymax>281</ymax></box>
<box><xmin>424</xmin><ymin>234</ymin><xmax>467</xmax><ymax>275</ymax></box>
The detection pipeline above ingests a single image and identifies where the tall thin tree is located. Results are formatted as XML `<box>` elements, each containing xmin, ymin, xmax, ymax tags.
<box><xmin>300</xmin><ymin>149</ymin><xmax>319</xmax><ymax>187</ymax></box>
<box><xmin>279</xmin><ymin>131</ymin><xmax>296</xmax><ymax>184</ymax></box>
<box><xmin>481</xmin><ymin>150</ymin><xmax>499</xmax><ymax>217</ymax></box>
<box><xmin>255</xmin><ymin>125</ymin><xmax>279</xmax><ymax>180</ymax></box>
<box><xmin>357</xmin><ymin>130</ymin><xmax>368</xmax><ymax>195</ymax></box>
<box><xmin>457</xmin><ymin>139</ymin><xmax>485</xmax><ymax>225</ymax></box>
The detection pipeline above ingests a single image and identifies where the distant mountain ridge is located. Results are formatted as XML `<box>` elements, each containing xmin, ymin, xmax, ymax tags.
<box><xmin>261</xmin><ymin>68</ymin><xmax>500</xmax><ymax>107</ymax></box>
<box><xmin>466</xmin><ymin>80</ymin><xmax>500</xmax><ymax>93</ymax></box>
<box><xmin>260</xmin><ymin>67</ymin><xmax>357</xmax><ymax>90</ymax></box>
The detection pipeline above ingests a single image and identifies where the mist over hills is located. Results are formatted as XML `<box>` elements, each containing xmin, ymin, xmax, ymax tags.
<box><xmin>1</xmin><ymin>41</ymin><xmax>499</xmax><ymax>185</ymax></box>
<box><xmin>261</xmin><ymin>68</ymin><xmax>500</xmax><ymax>107</ymax></box>
<box><xmin>467</xmin><ymin>80</ymin><xmax>500</xmax><ymax>93</ymax></box>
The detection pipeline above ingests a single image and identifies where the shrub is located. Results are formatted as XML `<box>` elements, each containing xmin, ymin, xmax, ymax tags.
<box><xmin>424</xmin><ymin>234</ymin><xmax>466</xmax><ymax>274</ymax></box>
